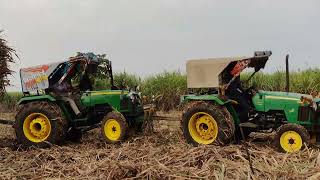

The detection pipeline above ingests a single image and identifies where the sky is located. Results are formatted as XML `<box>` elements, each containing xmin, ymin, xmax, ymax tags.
<box><xmin>1</xmin><ymin>0</ymin><xmax>319</xmax><ymax>91</ymax></box>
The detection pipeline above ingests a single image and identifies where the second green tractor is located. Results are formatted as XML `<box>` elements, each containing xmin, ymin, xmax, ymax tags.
<box><xmin>181</xmin><ymin>51</ymin><xmax>320</xmax><ymax>153</ymax></box>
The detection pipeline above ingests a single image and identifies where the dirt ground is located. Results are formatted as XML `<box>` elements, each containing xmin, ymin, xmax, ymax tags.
<box><xmin>1</xmin><ymin>112</ymin><xmax>320</xmax><ymax>179</ymax></box>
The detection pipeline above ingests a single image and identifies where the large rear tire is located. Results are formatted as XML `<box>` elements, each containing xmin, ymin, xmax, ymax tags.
<box><xmin>182</xmin><ymin>101</ymin><xmax>235</xmax><ymax>146</ymax></box>
<box><xmin>15</xmin><ymin>101</ymin><xmax>68</xmax><ymax>148</ymax></box>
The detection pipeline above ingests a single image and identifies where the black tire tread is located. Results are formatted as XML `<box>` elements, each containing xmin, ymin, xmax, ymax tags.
<box><xmin>15</xmin><ymin>101</ymin><xmax>68</xmax><ymax>147</ymax></box>
<box><xmin>181</xmin><ymin>101</ymin><xmax>235</xmax><ymax>146</ymax></box>
<box><xmin>101</xmin><ymin>111</ymin><xmax>128</xmax><ymax>144</ymax></box>
<box><xmin>274</xmin><ymin>123</ymin><xmax>310</xmax><ymax>153</ymax></box>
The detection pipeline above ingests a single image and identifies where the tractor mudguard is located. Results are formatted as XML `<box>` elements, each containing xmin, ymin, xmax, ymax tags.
<box><xmin>17</xmin><ymin>95</ymin><xmax>74</xmax><ymax>123</ymax></box>
<box><xmin>181</xmin><ymin>94</ymin><xmax>241</xmax><ymax>124</ymax></box>
<box><xmin>18</xmin><ymin>95</ymin><xmax>56</xmax><ymax>105</ymax></box>
<box><xmin>181</xmin><ymin>94</ymin><xmax>231</xmax><ymax>106</ymax></box>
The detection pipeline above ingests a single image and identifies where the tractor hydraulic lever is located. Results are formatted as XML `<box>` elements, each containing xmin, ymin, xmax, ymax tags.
<box><xmin>245</xmin><ymin>71</ymin><xmax>258</xmax><ymax>84</ymax></box>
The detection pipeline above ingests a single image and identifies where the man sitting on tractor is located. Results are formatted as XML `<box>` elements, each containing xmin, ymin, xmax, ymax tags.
<box><xmin>50</xmin><ymin>55</ymin><xmax>96</xmax><ymax>117</ymax></box>
<box><xmin>223</xmin><ymin>60</ymin><xmax>251</xmax><ymax>123</ymax></box>
<box><xmin>51</xmin><ymin>62</ymin><xmax>85</xmax><ymax>116</ymax></box>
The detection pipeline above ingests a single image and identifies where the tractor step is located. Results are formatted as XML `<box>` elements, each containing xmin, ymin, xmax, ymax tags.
<box><xmin>239</xmin><ymin>122</ymin><xmax>259</xmax><ymax>140</ymax></box>
<box><xmin>239</xmin><ymin>122</ymin><xmax>258</xmax><ymax>128</ymax></box>
<box><xmin>74</xmin><ymin>123</ymin><xmax>100</xmax><ymax>132</ymax></box>
<box><xmin>73</xmin><ymin>118</ymin><xmax>88</xmax><ymax>122</ymax></box>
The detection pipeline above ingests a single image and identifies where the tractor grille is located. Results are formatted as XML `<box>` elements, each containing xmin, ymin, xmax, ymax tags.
<box><xmin>120</xmin><ymin>98</ymin><xmax>129</xmax><ymax>110</ymax></box>
<box><xmin>298</xmin><ymin>106</ymin><xmax>314</xmax><ymax>122</ymax></box>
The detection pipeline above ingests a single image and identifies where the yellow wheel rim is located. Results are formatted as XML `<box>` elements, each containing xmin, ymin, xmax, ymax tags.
<box><xmin>23</xmin><ymin>113</ymin><xmax>51</xmax><ymax>143</ymax></box>
<box><xmin>280</xmin><ymin>131</ymin><xmax>303</xmax><ymax>153</ymax></box>
<box><xmin>188</xmin><ymin>112</ymin><xmax>218</xmax><ymax>145</ymax></box>
<box><xmin>104</xmin><ymin>119</ymin><xmax>121</xmax><ymax>141</ymax></box>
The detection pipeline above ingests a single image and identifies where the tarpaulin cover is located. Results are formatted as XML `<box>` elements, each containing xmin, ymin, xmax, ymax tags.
<box><xmin>20</xmin><ymin>62</ymin><xmax>61</xmax><ymax>92</ymax></box>
<box><xmin>186</xmin><ymin>53</ymin><xmax>270</xmax><ymax>88</ymax></box>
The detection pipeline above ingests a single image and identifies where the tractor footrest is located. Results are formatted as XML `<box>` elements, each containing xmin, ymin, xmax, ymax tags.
<box><xmin>239</xmin><ymin>122</ymin><xmax>258</xmax><ymax>141</ymax></box>
<box><xmin>73</xmin><ymin>118</ymin><xmax>88</xmax><ymax>122</ymax></box>
<box><xmin>239</xmin><ymin>122</ymin><xmax>258</xmax><ymax>129</ymax></box>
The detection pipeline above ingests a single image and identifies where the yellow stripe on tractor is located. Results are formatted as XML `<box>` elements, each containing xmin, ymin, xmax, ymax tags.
<box><xmin>265</xmin><ymin>96</ymin><xmax>300</xmax><ymax>102</ymax></box>
<box><xmin>91</xmin><ymin>92</ymin><xmax>129</xmax><ymax>96</ymax></box>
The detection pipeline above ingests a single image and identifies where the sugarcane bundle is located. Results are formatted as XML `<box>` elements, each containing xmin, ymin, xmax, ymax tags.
<box><xmin>0</xmin><ymin>31</ymin><xmax>17</xmax><ymax>97</ymax></box>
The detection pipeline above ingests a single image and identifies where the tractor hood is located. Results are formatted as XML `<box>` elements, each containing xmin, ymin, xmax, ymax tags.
<box><xmin>256</xmin><ymin>91</ymin><xmax>320</xmax><ymax>105</ymax></box>
<box><xmin>258</xmin><ymin>91</ymin><xmax>313</xmax><ymax>101</ymax></box>
<box><xmin>186</xmin><ymin>51</ymin><xmax>271</xmax><ymax>88</ymax></box>
<box><xmin>253</xmin><ymin>90</ymin><xmax>320</xmax><ymax>117</ymax></box>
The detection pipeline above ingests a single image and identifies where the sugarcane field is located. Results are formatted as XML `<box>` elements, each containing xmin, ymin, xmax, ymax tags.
<box><xmin>1</xmin><ymin>1</ymin><xmax>320</xmax><ymax>179</ymax></box>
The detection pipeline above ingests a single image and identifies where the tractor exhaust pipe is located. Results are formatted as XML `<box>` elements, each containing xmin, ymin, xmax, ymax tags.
<box><xmin>285</xmin><ymin>54</ymin><xmax>290</xmax><ymax>93</ymax></box>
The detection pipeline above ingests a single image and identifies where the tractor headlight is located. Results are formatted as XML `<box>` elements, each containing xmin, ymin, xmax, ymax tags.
<box><xmin>128</xmin><ymin>92</ymin><xmax>141</xmax><ymax>104</ymax></box>
<box><xmin>128</xmin><ymin>93</ymin><xmax>135</xmax><ymax>101</ymax></box>
<box><xmin>128</xmin><ymin>91</ymin><xmax>143</xmax><ymax>107</ymax></box>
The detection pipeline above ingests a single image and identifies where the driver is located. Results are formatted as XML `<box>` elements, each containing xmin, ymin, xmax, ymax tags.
<box><xmin>224</xmin><ymin>60</ymin><xmax>251</xmax><ymax>123</ymax></box>
<box><xmin>52</xmin><ymin>62</ymin><xmax>84</xmax><ymax>116</ymax></box>
<box><xmin>52</xmin><ymin>77</ymin><xmax>82</xmax><ymax>116</ymax></box>
<box><xmin>79</xmin><ymin>70</ymin><xmax>93</xmax><ymax>91</ymax></box>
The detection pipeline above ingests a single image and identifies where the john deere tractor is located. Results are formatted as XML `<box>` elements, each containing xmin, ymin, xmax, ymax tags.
<box><xmin>181</xmin><ymin>51</ymin><xmax>320</xmax><ymax>153</ymax></box>
<box><xmin>14</xmin><ymin>53</ymin><xmax>150</xmax><ymax>147</ymax></box>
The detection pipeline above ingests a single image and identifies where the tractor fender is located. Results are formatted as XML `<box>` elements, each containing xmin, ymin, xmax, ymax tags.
<box><xmin>17</xmin><ymin>95</ymin><xmax>74</xmax><ymax>123</ymax></box>
<box><xmin>181</xmin><ymin>94</ymin><xmax>241</xmax><ymax>125</ymax></box>
<box><xmin>181</xmin><ymin>95</ymin><xmax>233</xmax><ymax>106</ymax></box>
<box><xmin>17</xmin><ymin>95</ymin><xmax>56</xmax><ymax>105</ymax></box>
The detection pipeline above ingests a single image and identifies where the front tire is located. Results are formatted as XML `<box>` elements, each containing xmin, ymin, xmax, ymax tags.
<box><xmin>15</xmin><ymin>101</ymin><xmax>68</xmax><ymax>148</ymax></box>
<box><xmin>274</xmin><ymin>124</ymin><xmax>310</xmax><ymax>153</ymax></box>
<box><xmin>101</xmin><ymin>112</ymin><xmax>128</xmax><ymax>144</ymax></box>
<box><xmin>182</xmin><ymin>101</ymin><xmax>235</xmax><ymax>146</ymax></box>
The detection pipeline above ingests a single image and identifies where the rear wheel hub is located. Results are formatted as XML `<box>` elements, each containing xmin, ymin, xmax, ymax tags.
<box><xmin>23</xmin><ymin>113</ymin><xmax>52</xmax><ymax>143</ymax></box>
<box><xmin>188</xmin><ymin>112</ymin><xmax>218</xmax><ymax>144</ymax></box>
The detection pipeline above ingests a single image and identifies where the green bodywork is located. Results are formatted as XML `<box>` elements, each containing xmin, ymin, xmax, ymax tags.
<box><xmin>81</xmin><ymin>90</ymin><xmax>144</xmax><ymax>115</ymax></box>
<box><xmin>81</xmin><ymin>90</ymin><xmax>129</xmax><ymax>112</ymax></box>
<box><xmin>181</xmin><ymin>94</ymin><xmax>231</xmax><ymax>105</ymax></box>
<box><xmin>181</xmin><ymin>90</ymin><xmax>320</xmax><ymax>128</ymax></box>
<box><xmin>18</xmin><ymin>89</ymin><xmax>144</xmax><ymax>127</ymax></box>
<box><xmin>253</xmin><ymin>91</ymin><xmax>320</xmax><ymax>125</ymax></box>
<box><xmin>18</xmin><ymin>95</ymin><xmax>56</xmax><ymax>104</ymax></box>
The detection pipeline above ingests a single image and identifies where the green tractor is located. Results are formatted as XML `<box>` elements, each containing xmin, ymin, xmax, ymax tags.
<box><xmin>14</xmin><ymin>53</ymin><xmax>151</xmax><ymax>147</ymax></box>
<box><xmin>181</xmin><ymin>51</ymin><xmax>320</xmax><ymax>153</ymax></box>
